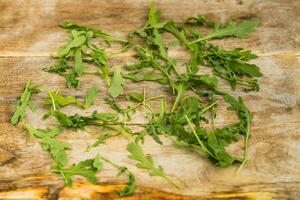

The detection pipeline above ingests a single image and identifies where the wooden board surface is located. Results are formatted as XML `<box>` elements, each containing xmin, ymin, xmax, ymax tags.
<box><xmin>0</xmin><ymin>0</ymin><xmax>300</xmax><ymax>199</ymax></box>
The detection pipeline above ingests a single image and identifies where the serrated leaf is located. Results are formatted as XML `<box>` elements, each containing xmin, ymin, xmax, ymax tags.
<box><xmin>191</xmin><ymin>20</ymin><xmax>258</xmax><ymax>43</ymax></box>
<box><xmin>44</xmin><ymin>91</ymin><xmax>81</xmax><ymax>109</ymax></box>
<box><xmin>93</xmin><ymin>154</ymin><xmax>103</xmax><ymax>171</ymax></box>
<box><xmin>26</xmin><ymin>124</ymin><xmax>63</xmax><ymax>138</ymax></box>
<box><xmin>26</xmin><ymin>124</ymin><xmax>69</xmax><ymax>165</ymax></box>
<box><xmin>10</xmin><ymin>81</ymin><xmax>39</xmax><ymax>125</ymax></box>
<box><xmin>227</xmin><ymin>60</ymin><xmax>262</xmax><ymax>77</ymax></box>
<box><xmin>41</xmin><ymin>137</ymin><xmax>71</xmax><ymax>165</ymax></box>
<box><xmin>84</xmin><ymin>86</ymin><xmax>99</xmax><ymax>108</ymax></box>
<box><xmin>52</xmin><ymin>155</ymin><xmax>101</xmax><ymax>186</ymax></box>
<box><xmin>126</xmin><ymin>92</ymin><xmax>144</xmax><ymax>102</ymax></box>
<box><xmin>108</xmin><ymin>67</ymin><xmax>124</xmax><ymax>98</ymax></box>
<box><xmin>74</xmin><ymin>47</ymin><xmax>85</xmax><ymax>75</ymax></box>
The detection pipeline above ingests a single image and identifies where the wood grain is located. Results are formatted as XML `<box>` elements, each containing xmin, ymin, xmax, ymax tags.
<box><xmin>0</xmin><ymin>0</ymin><xmax>299</xmax><ymax>199</ymax></box>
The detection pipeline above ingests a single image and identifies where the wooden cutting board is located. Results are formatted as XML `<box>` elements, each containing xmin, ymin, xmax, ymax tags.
<box><xmin>0</xmin><ymin>0</ymin><xmax>299</xmax><ymax>199</ymax></box>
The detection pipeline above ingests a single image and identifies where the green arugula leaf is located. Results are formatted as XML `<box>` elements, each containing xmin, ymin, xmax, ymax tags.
<box><xmin>86</xmin><ymin>132</ymin><xmax>113</xmax><ymax>151</ymax></box>
<box><xmin>104</xmin><ymin>97</ymin><xmax>126</xmax><ymax>114</ymax></box>
<box><xmin>64</xmin><ymin>72</ymin><xmax>80</xmax><ymax>89</ymax></box>
<box><xmin>223</xmin><ymin>94</ymin><xmax>252</xmax><ymax>172</ymax></box>
<box><xmin>118</xmin><ymin>172</ymin><xmax>136</xmax><ymax>196</ymax></box>
<box><xmin>60</xmin><ymin>21</ymin><xmax>128</xmax><ymax>45</ymax></box>
<box><xmin>108</xmin><ymin>67</ymin><xmax>124</xmax><ymax>98</ymax></box>
<box><xmin>26</xmin><ymin>124</ymin><xmax>63</xmax><ymax>138</ymax></box>
<box><xmin>57</xmin><ymin>30</ymin><xmax>87</xmax><ymax>58</ymax></box>
<box><xmin>11</xmin><ymin>81</ymin><xmax>39</xmax><ymax>125</ymax></box>
<box><xmin>43</xmin><ymin>60</ymin><xmax>81</xmax><ymax>89</ymax></box>
<box><xmin>126</xmin><ymin>92</ymin><xmax>144</xmax><ymax>103</ymax></box>
<box><xmin>74</xmin><ymin>47</ymin><xmax>85</xmax><ymax>75</ymax></box>
<box><xmin>185</xmin><ymin>15</ymin><xmax>222</xmax><ymax>29</ymax></box>
<box><xmin>84</xmin><ymin>86</ymin><xmax>99</xmax><ymax>108</ymax></box>
<box><xmin>52</xmin><ymin>155</ymin><xmax>101</xmax><ymax>186</ymax></box>
<box><xmin>26</xmin><ymin>124</ymin><xmax>70</xmax><ymax>165</ymax></box>
<box><xmin>44</xmin><ymin>90</ymin><xmax>82</xmax><ymax>109</ymax></box>
<box><xmin>51</xmin><ymin>110</ymin><xmax>119</xmax><ymax>129</ymax></box>
<box><xmin>127</xmin><ymin>142</ymin><xmax>179</xmax><ymax>188</ymax></box>
<box><xmin>227</xmin><ymin>60</ymin><xmax>262</xmax><ymax>77</ymax></box>
<box><xmin>92</xmin><ymin>154</ymin><xmax>103</xmax><ymax>171</ymax></box>
<box><xmin>41</xmin><ymin>137</ymin><xmax>71</xmax><ymax>165</ymax></box>
<box><xmin>191</xmin><ymin>20</ymin><xmax>258</xmax><ymax>43</ymax></box>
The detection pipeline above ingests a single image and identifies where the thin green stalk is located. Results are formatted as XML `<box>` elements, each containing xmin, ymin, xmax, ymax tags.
<box><xmin>171</xmin><ymin>83</ymin><xmax>185</xmax><ymax>112</ymax></box>
<box><xmin>236</xmin><ymin>116</ymin><xmax>250</xmax><ymax>174</ymax></box>
<box><xmin>189</xmin><ymin>35</ymin><xmax>211</xmax><ymax>44</ymax></box>
<box><xmin>184</xmin><ymin>115</ymin><xmax>216</xmax><ymax>159</ymax></box>
<box><xmin>201</xmin><ymin>100</ymin><xmax>219</xmax><ymax>114</ymax></box>
<box><xmin>126</xmin><ymin>95</ymin><xmax>163</xmax><ymax>113</ymax></box>
<box><xmin>48</xmin><ymin>92</ymin><xmax>57</xmax><ymax>111</ymax></box>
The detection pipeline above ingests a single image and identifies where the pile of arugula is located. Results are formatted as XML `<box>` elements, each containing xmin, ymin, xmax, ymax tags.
<box><xmin>10</xmin><ymin>1</ymin><xmax>262</xmax><ymax>196</ymax></box>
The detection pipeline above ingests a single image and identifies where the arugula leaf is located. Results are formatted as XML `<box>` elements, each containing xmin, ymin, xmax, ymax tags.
<box><xmin>127</xmin><ymin>142</ymin><xmax>178</xmax><ymax>188</ymax></box>
<box><xmin>60</xmin><ymin>21</ymin><xmax>128</xmax><ymax>45</ymax></box>
<box><xmin>227</xmin><ymin>60</ymin><xmax>262</xmax><ymax>77</ymax></box>
<box><xmin>93</xmin><ymin>154</ymin><xmax>103</xmax><ymax>171</ymax></box>
<box><xmin>51</xmin><ymin>110</ymin><xmax>119</xmax><ymax>129</ymax></box>
<box><xmin>44</xmin><ymin>90</ymin><xmax>82</xmax><ymax>109</ymax></box>
<box><xmin>52</xmin><ymin>155</ymin><xmax>101</xmax><ymax>186</ymax></box>
<box><xmin>185</xmin><ymin>15</ymin><xmax>222</xmax><ymax>29</ymax></box>
<box><xmin>223</xmin><ymin>94</ymin><xmax>252</xmax><ymax>172</ymax></box>
<box><xmin>84</xmin><ymin>86</ymin><xmax>99</xmax><ymax>108</ymax></box>
<box><xmin>74</xmin><ymin>47</ymin><xmax>85</xmax><ymax>75</ymax></box>
<box><xmin>44</xmin><ymin>60</ymin><xmax>81</xmax><ymax>89</ymax></box>
<box><xmin>64</xmin><ymin>72</ymin><xmax>80</xmax><ymax>89</ymax></box>
<box><xmin>88</xmin><ymin>44</ymin><xmax>111</xmax><ymax>86</ymax></box>
<box><xmin>26</xmin><ymin>124</ymin><xmax>70</xmax><ymax>165</ymax></box>
<box><xmin>108</xmin><ymin>67</ymin><xmax>124</xmax><ymax>98</ymax></box>
<box><xmin>43</xmin><ymin>59</ymin><xmax>70</xmax><ymax>74</ymax></box>
<box><xmin>26</xmin><ymin>124</ymin><xmax>63</xmax><ymax>138</ymax></box>
<box><xmin>57</xmin><ymin>30</ymin><xmax>87</xmax><ymax>58</ymax></box>
<box><xmin>11</xmin><ymin>81</ymin><xmax>39</xmax><ymax>125</ymax></box>
<box><xmin>126</xmin><ymin>92</ymin><xmax>144</xmax><ymax>102</ymax></box>
<box><xmin>118</xmin><ymin>172</ymin><xmax>136</xmax><ymax>196</ymax></box>
<box><xmin>104</xmin><ymin>97</ymin><xmax>126</xmax><ymax>114</ymax></box>
<box><xmin>206</xmin><ymin>130</ymin><xmax>236</xmax><ymax>167</ymax></box>
<box><xmin>41</xmin><ymin>137</ymin><xmax>71</xmax><ymax>165</ymax></box>
<box><xmin>86</xmin><ymin>132</ymin><xmax>113</xmax><ymax>151</ymax></box>
<box><xmin>191</xmin><ymin>20</ymin><xmax>258</xmax><ymax>43</ymax></box>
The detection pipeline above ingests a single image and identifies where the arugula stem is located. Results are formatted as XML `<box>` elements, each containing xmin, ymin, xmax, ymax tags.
<box><xmin>236</xmin><ymin>116</ymin><xmax>250</xmax><ymax>174</ymax></box>
<box><xmin>153</xmin><ymin>61</ymin><xmax>175</xmax><ymax>93</ymax></box>
<box><xmin>161</xmin><ymin>174</ymin><xmax>181</xmax><ymax>189</ymax></box>
<box><xmin>100</xmin><ymin>155</ymin><xmax>131</xmax><ymax>175</ymax></box>
<box><xmin>126</xmin><ymin>95</ymin><xmax>163</xmax><ymax>113</ymax></box>
<box><xmin>83</xmin><ymin>71</ymin><xmax>101</xmax><ymax>75</ymax></box>
<box><xmin>103</xmin><ymin>35</ymin><xmax>128</xmax><ymax>43</ymax></box>
<box><xmin>48</xmin><ymin>92</ymin><xmax>57</xmax><ymax>111</ymax></box>
<box><xmin>171</xmin><ymin>84</ymin><xmax>185</xmax><ymax>112</ymax></box>
<box><xmin>189</xmin><ymin>35</ymin><xmax>211</xmax><ymax>44</ymax></box>
<box><xmin>111</xmin><ymin>125</ymin><xmax>135</xmax><ymax>142</ymax></box>
<box><xmin>201</xmin><ymin>100</ymin><xmax>219</xmax><ymax>114</ymax></box>
<box><xmin>184</xmin><ymin>115</ymin><xmax>215</xmax><ymax>159</ymax></box>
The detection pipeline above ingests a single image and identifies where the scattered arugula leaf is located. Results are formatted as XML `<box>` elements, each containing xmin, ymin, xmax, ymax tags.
<box><xmin>51</xmin><ymin>110</ymin><xmax>119</xmax><ymax>129</ymax></box>
<box><xmin>11</xmin><ymin>81</ymin><xmax>39</xmax><ymax>125</ymax></box>
<box><xmin>126</xmin><ymin>92</ymin><xmax>144</xmax><ymax>103</ymax></box>
<box><xmin>84</xmin><ymin>86</ymin><xmax>99</xmax><ymax>108</ymax></box>
<box><xmin>108</xmin><ymin>66</ymin><xmax>125</xmax><ymax>98</ymax></box>
<box><xmin>127</xmin><ymin>142</ymin><xmax>179</xmax><ymax>188</ymax></box>
<box><xmin>190</xmin><ymin>20</ymin><xmax>258</xmax><ymax>43</ymax></box>
<box><xmin>26</xmin><ymin>124</ymin><xmax>70</xmax><ymax>165</ymax></box>
<box><xmin>44</xmin><ymin>90</ymin><xmax>82</xmax><ymax>109</ymax></box>
<box><xmin>52</xmin><ymin>155</ymin><xmax>101</xmax><ymax>186</ymax></box>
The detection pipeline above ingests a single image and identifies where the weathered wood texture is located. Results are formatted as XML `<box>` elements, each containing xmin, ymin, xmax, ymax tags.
<box><xmin>0</xmin><ymin>0</ymin><xmax>300</xmax><ymax>199</ymax></box>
